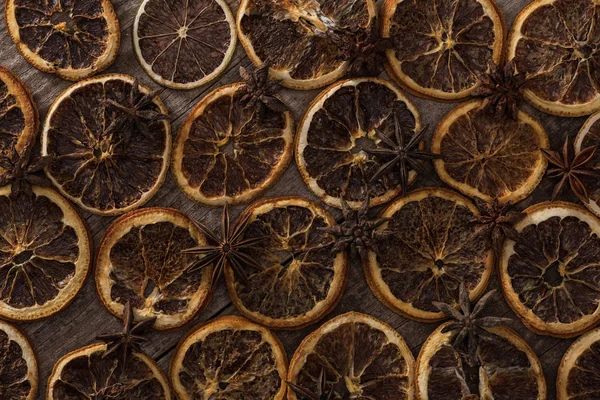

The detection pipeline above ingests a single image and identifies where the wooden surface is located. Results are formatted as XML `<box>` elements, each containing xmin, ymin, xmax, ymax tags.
<box><xmin>0</xmin><ymin>0</ymin><xmax>593</xmax><ymax>398</ymax></box>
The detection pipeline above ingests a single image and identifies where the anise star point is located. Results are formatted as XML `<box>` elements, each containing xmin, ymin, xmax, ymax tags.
<box><xmin>0</xmin><ymin>143</ymin><xmax>53</xmax><ymax>197</ymax></box>
<box><xmin>286</xmin><ymin>367</ymin><xmax>334</xmax><ymax>400</ymax></box>
<box><xmin>471</xmin><ymin>198</ymin><xmax>524</xmax><ymax>258</ymax></box>
<box><xmin>473</xmin><ymin>60</ymin><xmax>527</xmax><ymax>121</ymax></box>
<box><xmin>330</xmin><ymin>27</ymin><xmax>394</xmax><ymax>77</ymax></box>
<box><xmin>238</xmin><ymin>64</ymin><xmax>289</xmax><ymax>121</ymax></box>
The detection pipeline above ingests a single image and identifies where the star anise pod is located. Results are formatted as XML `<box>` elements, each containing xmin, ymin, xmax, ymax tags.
<box><xmin>471</xmin><ymin>198</ymin><xmax>524</xmax><ymax>258</ymax></box>
<box><xmin>472</xmin><ymin>60</ymin><xmax>527</xmax><ymax>121</ymax></box>
<box><xmin>238</xmin><ymin>65</ymin><xmax>289</xmax><ymax>121</ymax></box>
<box><xmin>433</xmin><ymin>285</ymin><xmax>512</xmax><ymax>367</ymax></box>
<box><xmin>366</xmin><ymin>107</ymin><xmax>439</xmax><ymax>195</ymax></box>
<box><xmin>104</xmin><ymin>79</ymin><xmax>170</xmax><ymax>146</ymax></box>
<box><xmin>541</xmin><ymin>138</ymin><xmax>600</xmax><ymax>201</ymax></box>
<box><xmin>319</xmin><ymin>193</ymin><xmax>391</xmax><ymax>260</ymax></box>
<box><xmin>0</xmin><ymin>144</ymin><xmax>53</xmax><ymax>197</ymax></box>
<box><xmin>96</xmin><ymin>302</ymin><xmax>156</xmax><ymax>372</ymax></box>
<box><xmin>330</xmin><ymin>27</ymin><xmax>395</xmax><ymax>77</ymax></box>
<box><xmin>182</xmin><ymin>204</ymin><xmax>267</xmax><ymax>287</ymax></box>
<box><xmin>286</xmin><ymin>367</ymin><xmax>334</xmax><ymax>400</ymax></box>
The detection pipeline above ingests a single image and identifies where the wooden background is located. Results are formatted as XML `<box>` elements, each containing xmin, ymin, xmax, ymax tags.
<box><xmin>0</xmin><ymin>0</ymin><xmax>594</xmax><ymax>398</ymax></box>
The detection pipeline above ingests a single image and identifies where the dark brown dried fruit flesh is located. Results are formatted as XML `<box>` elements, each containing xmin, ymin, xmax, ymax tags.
<box><xmin>178</xmin><ymin>328</ymin><xmax>282</xmax><ymax>398</ymax></box>
<box><xmin>564</xmin><ymin>336</ymin><xmax>600</xmax><ymax>398</ymax></box>
<box><xmin>0</xmin><ymin>325</ymin><xmax>35</xmax><ymax>399</ymax></box>
<box><xmin>426</xmin><ymin>333</ymin><xmax>539</xmax><ymax>399</ymax></box>
<box><xmin>512</xmin><ymin>0</ymin><xmax>600</xmax><ymax>110</ymax></box>
<box><xmin>0</xmin><ymin>78</ymin><xmax>26</xmax><ymax>174</ymax></box>
<box><xmin>578</xmin><ymin>116</ymin><xmax>600</xmax><ymax>205</ymax></box>
<box><xmin>135</xmin><ymin>0</ymin><xmax>234</xmax><ymax>88</ymax></box>
<box><xmin>43</xmin><ymin>76</ymin><xmax>169</xmax><ymax>214</ymax></box>
<box><xmin>300</xmin><ymin>80</ymin><xmax>419</xmax><ymax>203</ymax></box>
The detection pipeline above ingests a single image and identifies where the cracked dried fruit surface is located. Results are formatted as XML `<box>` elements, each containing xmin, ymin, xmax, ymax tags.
<box><xmin>575</xmin><ymin>111</ymin><xmax>600</xmax><ymax>217</ymax></box>
<box><xmin>433</xmin><ymin>99</ymin><xmax>549</xmax><ymax>203</ymax></box>
<box><xmin>382</xmin><ymin>0</ymin><xmax>505</xmax><ymax>100</ymax></box>
<box><xmin>42</xmin><ymin>74</ymin><xmax>171</xmax><ymax>216</ymax></box>
<box><xmin>237</xmin><ymin>0</ymin><xmax>377</xmax><ymax>90</ymax></box>
<box><xmin>365</xmin><ymin>188</ymin><xmax>493</xmax><ymax>321</ymax></box>
<box><xmin>508</xmin><ymin>0</ymin><xmax>600</xmax><ymax>116</ymax></box>
<box><xmin>500</xmin><ymin>202</ymin><xmax>600</xmax><ymax>337</ymax></box>
<box><xmin>172</xmin><ymin>84</ymin><xmax>294</xmax><ymax>206</ymax></box>
<box><xmin>170</xmin><ymin>316</ymin><xmax>287</xmax><ymax>400</ymax></box>
<box><xmin>225</xmin><ymin>197</ymin><xmax>348</xmax><ymax>329</ymax></box>
<box><xmin>0</xmin><ymin>320</ymin><xmax>37</xmax><ymax>400</ymax></box>
<box><xmin>5</xmin><ymin>0</ymin><xmax>120</xmax><ymax>81</ymax></box>
<box><xmin>134</xmin><ymin>0</ymin><xmax>236</xmax><ymax>90</ymax></box>
<box><xmin>558</xmin><ymin>327</ymin><xmax>600</xmax><ymax>399</ymax></box>
<box><xmin>416</xmin><ymin>324</ymin><xmax>545</xmax><ymax>400</ymax></box>
<box><xmin>95</xmin><ymin>208</ymin><xmax>212</xmax><ymax>330</ymax></box>
<box><xmin>296</xmin><ymin>78</ymin><xmax>422</xmax><ymax>209</ymax></box>
<box><xmin>48</xmin><ymin>343</ymin><xmax>171</xmax><ymax>400</ymax></box>
<box><xmin>288</xmin><ymin>312</ymin><xmax>414</xmax><ymax>400</ymax></box>
<box><xmin>0</xmin><ymin>185</ymin><xmax>90</xmax><ymax>321</ymax></box>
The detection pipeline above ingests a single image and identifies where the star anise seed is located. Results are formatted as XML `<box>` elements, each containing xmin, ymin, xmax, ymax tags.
<box><xmin>286</xmin><ymin>367</ymin><xmax>334</xmax><ymax>400</ymax></box>
<box><xmin>0</xmin><ymin>143</ymin><xmax>53</xmax><ymax>198</ymax></box>
<box><xmin>471</xmin><ymin>198</ymin><xmax>525</xmax><ymax>258</ymax></box>
<box><xmin>238</xmin><ymin>64</ymin><xmax>289</xmax><ymax>121</ymax></box>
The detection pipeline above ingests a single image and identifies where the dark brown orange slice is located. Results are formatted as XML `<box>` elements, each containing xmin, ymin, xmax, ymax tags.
<box><xmin>170</xmin><ymin>315</ymin><xmax>287</xmax><ymax>400</ymax></box>
<box><xmin>134</xmin><ymin>0</ymin><xmax>236</xmax><ymax>90</ymax></box>
<box><xmin>296</xmin><ymin>78</ymin><xmax>422</xmax><ymax>209</ymax></box>
<box><xmin>5</xmin><ymin>0</ymin><xmax>120</xmax><ymax>81</ymax></box>
<box><xmin>237</xmin><ymin>0</ymin><xmax>377</xmax><ymax>90</ymax></box>
<box><xmin>172</xmin><ymin>83</ymin><xmax>294</xmax><ymax>206</ymax></box>
<box><xmin>95</xmin><ymin>207</ymin><xmax>213</xmax><ymax>330</ymax></box>
<box><xmin>365</xmin><ymin>188</ymin><xmax>494</xmax><ymax>321</ymax></box>
<box><xmin>0</xmin><ymin>185</ymin><xmax>91</xmax><ymax>321</ymax></box>
<box><xmin>416</xmin><ymin>323</ymin><xmax>546</xmax><ymax>399</ymax></box>
<box><xmin>382</xmin><ymin>0</ymin><xmax>505</xmax><ymax>100</ymax></box>
<box><xmin>433</xmin><ymin>99</ymin><xmax>549</xmax><ymax>204</ymax></box>
<box><xmin>557</xmin><ymin>326</ymin><xmax>600</xmax><ymax>399</ymax></box>
<box><xmin>0</xmin><ymin>319</ymin><xmax>37</xmax><ymax>400</ymax></box>
<box><xmin>500</xmin><ymin>201</ymin><xmax>600</xmax><ymax>338</ymax></box>
<box><xmin>287</xmin><ymin>312</ymin><xmax>415</xmax><ymax>399</ymax></box>
<box><xmin>41</xmin><ymin>74</ymin><xmax>171</xmax><ymax>216</ymax></box>
<box><xmin>508</xmin><ymin>0</ymin><xmax>600</xmax><ymax>116</ymax></box>
<box><xmin>575</xmin><ymin>111</ymin><xmax>600</xmax><ymax>217</ymax></box>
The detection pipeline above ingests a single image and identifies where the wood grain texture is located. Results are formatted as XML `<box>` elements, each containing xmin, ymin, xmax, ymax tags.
<box><xmin>0</xmin><ymin>0</ymin><xmax>591</xmax><ymax>398</ymax></box>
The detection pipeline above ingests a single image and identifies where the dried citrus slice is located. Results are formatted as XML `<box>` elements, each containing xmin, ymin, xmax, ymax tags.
<box><xmin>170</xmin><ymin>315</ymin><xmax>287</xmax><ymax>400</ymax></box>
<box><xmin>296</xmin><ymin>78</ymin><xmax>422</xmax><ymax>209</ymax></box>
<box><xmin>5</xmin><ymin>0</ymin><xmax>120</xmax><ymax>81</ymax></box>
<box><xmin>433</xmin><ymin>99</ymin><xmax>549</xmax><ymax>204</ymax></box>
<box><xmin>0</xmin><ymin>320</ymin><xmax>37</xmax><ymax>400</ymax></box>
<box><xmin>557</xmin><ymin>326</ymin><xmax>600</xmax><ymax>399</ymax></box>
<box><xmin>172</xmin><ymin>83</ymin><xmax>294</xmax><ymax>206</ymax></box>
<box><xmin>224</xmin><ymin>196</ymin><xmax>348</xmax><ymax>329</ymax></box>
<box><xmin>416</xmin><ymin>323</ymin><xmax>546</xmax><ymax>400</ymax></box>
<box><xmin>575</xmin><ymin>111</ymin><xmax>600</xmax><ymax>217</ymax></box>
<box><xmin>47</xmin><ymin>342</ymin><xmax>171</xmax><ymax>399</ymax></box>
<box><xmin>365</xmin><ymin>188</ymin><xmax>494</xmax><ymax>321</ymax></box>
<box><xmin>133</xmin><ymin>0</ymin><xmax>236</xmax><ymax>90</ymax></box>
<box><xmin>0</xmin><ymin>65</ymin><xmax>38</xmax><ymax>183</ymax></box>
<box><xmin>0</xmin><ymin>185</ymin><xmax>91</xmax><ymax>321</ymax></box>
<box><xmin>41</xmin><ymin>74</ymin><xmax>171</xmax><ymax>216</ymax></box>
<box><xmin>95</xmin><ymin>207</ymin><xmax>212</xmax><ymax>330</ymax></box>
<box><xmin>288</xmin><ymin>312</ymin><xmax>415</xmax><ymax>399</ymax></box>
<box><xmin>237</xmin><ymin>0</ymin><xmax>377</xmax><ymax>90</ymax></box>
<box><xmin>499</xmin><ymin>202</ymin><xmax>600</xmax><ymax>338</ymax></box>
<box><xmin>381</xmin><ymin>0</ymin><xmax>505</xmax><ymax>100</ymax></box>
<box><xmin>508</xmin><ymin>0</ymin><xmax>600</xmax><ymax>116</ymax></box>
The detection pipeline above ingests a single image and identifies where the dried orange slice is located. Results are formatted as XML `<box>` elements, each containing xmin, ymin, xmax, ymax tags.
<box><xmin>575</xmin><ymin>111</ymin><xmax>600</xmax><ymax>217</ymax></box>
<box><xmin>237</xmin><ymin>0</ymin><xmax>377</xmax><ymax>90</ymax></box>
<box><xmin>365</xmin><ymin>188</ymin><xmax>494</xmax><ymax>321</ymax></box>
<box><xmin>172</xmin><ymin>83</ymin><xmax>294</xmax><ymax>206</ymax></box>
<box><xmin>134</xmin><ymin>0</ymin><xmax>236</xmax><ymax>90</ymax></box>
<box><xmin>416</xmin><ymin>323</ymin><xmax>546</xmax><ymax>400</ymax></box>
<box><xmin>499</xmin><ymin>202</ymin><xmax>600</xmax><ymax>338</ymax></box>
<box><xmin>296</xmin><ymin>78</ymin><xmax>422</xmax><ymax>209</ymax></box>
<box><xmin>287</xmin><ymin>312</ymin><xmax>415</xmax><ymax>399</ymax></box>
<box><xmin>433</xmin><ymin>99</ymin><xmax>549</xmax><ymax>204</ymax></box>
<box><xmin>382</xmin><ymin>0</ymin><xmax>505</xmax><ymax>101</ymax></box>
<box><xmin>508</xmin><ymin>0</ymin><xmax>600</xmax><ymax>116</ymax></box>
<box><xmin>5</xmin><ymin>0</ymin><xmax>120</xmax><ymax>81</ymax></box>
<box><xmin>0</xmin><ymin>320</ymin><xmax>37</xmax><ymax>400</ymax></box>
<box><xmin>224</xmin><ymin>197</ymin><xmax>348</xmax><ymax>329</ymax></box>
<box><xmin>41</xmin><ymin>74</ymin><xmax>171</xmax><ymax>216</ymax></box>
<box><xmin>47</xmin><ymin>342</ymin><xmax>171</xmax><ymax>399</ymax></box>
<box><xmin>0</xmin><ymin>185</ymin><xmax>91</xmax><ymax>321</ymax></box>
<box><xmin>95</xmin><ymin>207</ymin><xmax>212</xmax><ymax>330</ymax></box>
<box><xmin>0</xmin><ymin>65</ymin><xmax>38</xmax><ymax>183</ymax></box>
<box><xmin>557</xmin><ymin>326</ymin><xmax>600</xmax><ymax>399</ymax></box>
<box><xmin>170</xmin><ymin>315</ymin><xmax>287</xmax><ymax>400</ymax></box>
